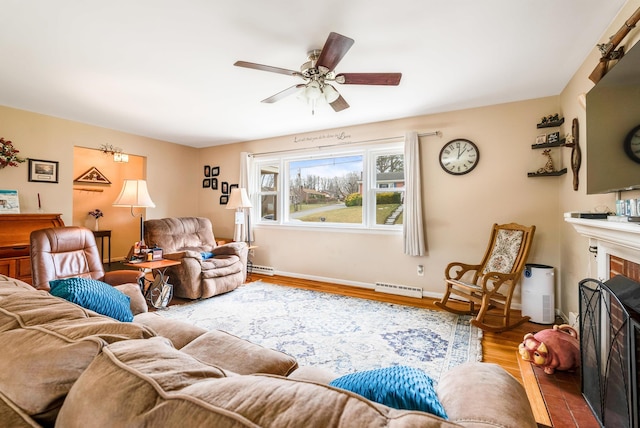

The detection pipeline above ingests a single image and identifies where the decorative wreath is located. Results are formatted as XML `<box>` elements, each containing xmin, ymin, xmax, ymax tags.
<box><xmin>0</xmin><ymin>137</ymin><xmax>25</xmax><ymax>169</ymax></box>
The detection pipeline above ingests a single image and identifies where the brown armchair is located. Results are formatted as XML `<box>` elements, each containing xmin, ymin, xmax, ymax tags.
<box><xmin>30</xmin><ymin>226</ymin><xmax>148</xmax><ymax>314</ymax></box>
<box><xmin>144</xmin><ymin>217</ymin><xmax>248</xmax><ymax>300</ymax></box>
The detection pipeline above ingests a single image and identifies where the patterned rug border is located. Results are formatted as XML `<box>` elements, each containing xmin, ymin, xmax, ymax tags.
<box><xmin>158</xmin><ymin>281</ymin><xmax>483</xmax><ymax>380</ymax></box>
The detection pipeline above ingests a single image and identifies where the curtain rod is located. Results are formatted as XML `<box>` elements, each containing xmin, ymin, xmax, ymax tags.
<box><xmin>249</xmin><ymin>131</ymin><xmax>440</xmax><ymax>157</ymax></box>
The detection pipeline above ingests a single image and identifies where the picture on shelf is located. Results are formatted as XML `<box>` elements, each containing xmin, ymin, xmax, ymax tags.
<box><xmin>535</xmin><ymin>134</ymin><xmax>547</xmax><ymax>145</ymax></box>
<box><xmin>547</xmin><ymin>132</ymin><xmax>560</xmax><ymax>144</ymax></box>
<box><xmin>0</xmin><ymin>190</ymin><xmax>20</xmax><ymax>214</ymax></box>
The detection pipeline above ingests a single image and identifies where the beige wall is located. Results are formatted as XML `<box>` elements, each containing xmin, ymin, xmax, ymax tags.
<box><xmin>199</xmin><ymin>96</ymin><xmax>563</xmax><ymax>302</ymax></box>
<box><xmin>558</xmin><ymin>0</ymin><xmax>640</xmax><ymax>318</ymax></box>
<box><xmin>0</xmin><ymin>105</ymin><xmax>200</xmax><ymax>259</ymax></box>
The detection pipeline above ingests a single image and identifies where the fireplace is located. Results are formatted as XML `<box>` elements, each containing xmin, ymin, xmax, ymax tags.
<box><xmin>566</xmin><ymin>217</ymin><xmax>640</xmax><ymax>428</ymax></box>
<box><xmin>579</xmin><ymin>275</ymin><xmax>640</xmax><ymax>427</ymax></box>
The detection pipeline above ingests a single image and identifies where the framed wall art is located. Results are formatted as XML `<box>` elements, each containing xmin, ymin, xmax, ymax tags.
<box><xmin>73</xmin><ymin>166</ymin><xmax>110</xmax><ymax>184</ymax></box>
<box><xmin>220</xmin><ymin>195</ymin><xmax>228</xmax><ymax>205</ymax></box>
<box><xmin>28</xmin><ymin>159</ymin><xmax>59</xmax><ymax>183</ymax></box>
<box><xmin>211</xmin><ymin>166</ymin><xmax>220</xmax><ymax>177</ymax></box>
<box><xmin>204</xmin><ymin>165</ymin><xmax>210</xmax><ymax>177</ymax></box>
<box><xmin>211</xmin><ymin>178</ymin><xmax>218</xmax><ymax>190</ymax></box>
<box><xmin>202</xmin><ymin>178</ymin><xmax>211</xmax><ymax>188</ymax></box>
<box><xmin>535</xmin><ymin>134</ymin><xmax>547</xmax><ymax>145</ymax></box>
<box><xmin>0</xmin><ymin>190</ymin><xmax>20</xmax><ymax>214</ymax></box>
<box><xmin>221</xmin><ymin>181</ymin><xmax>229</xmax><ymax>194</ymax></box>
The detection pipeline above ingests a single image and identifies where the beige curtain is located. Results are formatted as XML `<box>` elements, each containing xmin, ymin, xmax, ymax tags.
<box><xmin>403</xmin><ymin>131</ymin><xmax>425</xmax><ymax>256</ymax></box>
<box><xmin>238</xmin><ymin>152</ymin><xmax>253</xmax><ymax>242</ymax></box>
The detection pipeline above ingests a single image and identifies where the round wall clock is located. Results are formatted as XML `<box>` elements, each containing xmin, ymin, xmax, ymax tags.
<box><xmin>624</xmin><ymin>124</ymin><xmax>640</xmax><ymax>164</ymax></box>
<box><xmin>439</xmin><ymin>139</ymin><xmax>480</xmax><ymax>175</ymax></box>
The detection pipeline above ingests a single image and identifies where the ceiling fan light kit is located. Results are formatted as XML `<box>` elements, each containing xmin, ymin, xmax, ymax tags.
<box><xmin>234</xmin><ymin>32</ymin><xmax>402</xmax><ymax>114</ymax></box>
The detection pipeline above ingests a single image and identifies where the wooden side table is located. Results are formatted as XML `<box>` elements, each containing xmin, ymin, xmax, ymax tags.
<box><xmin>92</xmin><ymin>230</ymin><xmax>111</xmax><ymax>266</ymax></box>
<box><xmin>124</xmin><ymin>259</ymin><xmax>180</xmax><ymax>309</ymax></box>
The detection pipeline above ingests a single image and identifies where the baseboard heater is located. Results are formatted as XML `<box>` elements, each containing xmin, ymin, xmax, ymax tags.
<box><xmin>374</xmin><ymin>282</ymin><xmax>423</xmax><ymax>298</ymax></box>
<box><xmin>249</xmin><ymin>264</ymin><xmax>275</xmax><ymax>276</ymax></box>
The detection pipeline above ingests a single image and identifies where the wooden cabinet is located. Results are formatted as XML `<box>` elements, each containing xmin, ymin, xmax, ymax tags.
<box><xmin>0</xmin><ymin>213</ymin><xmax>64</xmax><ymax>284</ymax></box>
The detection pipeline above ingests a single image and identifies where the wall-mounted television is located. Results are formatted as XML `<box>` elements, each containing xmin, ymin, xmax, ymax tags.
<box><xmin>586</xmin><ymin>42</ymin><xmax>640</xmax><ymax>194</ymax></box>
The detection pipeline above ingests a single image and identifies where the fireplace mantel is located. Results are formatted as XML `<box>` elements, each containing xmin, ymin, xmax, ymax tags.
<box><xmin>565</xmin><ymin>217</ymin><xmax>640</xmax><ymax>252</ymax></box>
<box><xmin>565</xmin><ymin>217</ymin><xmax>640</xmax><ymax>280</ymax></box>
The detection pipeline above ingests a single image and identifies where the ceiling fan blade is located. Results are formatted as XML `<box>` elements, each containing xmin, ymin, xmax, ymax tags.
<box><xmin>234</xmin><ymin>61</ymin><xmax>299</xmax><ymax>77</ymax></box>
<box><xmin>330</xmin><ymin>94</ymin><xmax>350</xmax><ymax>112</ymax></box>
<box><xmin>316</xmin><ymin>32</ymin><xmax>355</xmax><ymax>71</ymax></box>
<box><xmin>336</xmin><ymin>73</ymin><xmax>402</xmax><ymax>85</ymax></box>
<box><xmin>261</xmin><ymin>84</ymin><xmax>305</xmax><ymax>103</ymax></box>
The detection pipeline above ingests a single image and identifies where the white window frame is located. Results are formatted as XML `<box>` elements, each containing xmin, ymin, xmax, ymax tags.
<box><xmin>250</xmin><ymin>142</ymin><xmax>404</xmax><ymax>232</ymax></box>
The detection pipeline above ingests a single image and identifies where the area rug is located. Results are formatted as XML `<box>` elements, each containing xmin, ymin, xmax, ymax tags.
<box><xmin>157</xmin><ymin>281</ymin><xmax>482</xmax><ymax>381</ymax></box>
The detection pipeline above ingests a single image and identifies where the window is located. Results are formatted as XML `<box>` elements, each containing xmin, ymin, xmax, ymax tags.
<box><xmin>252</xmin><ymin>143</ymin><xmax>404</xmax><ymax>230</ymax></box>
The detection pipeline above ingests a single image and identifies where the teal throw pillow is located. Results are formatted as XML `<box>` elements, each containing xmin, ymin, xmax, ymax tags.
<box><xmin>329</xmin><ymin>366</ymin><xmax>447</xmax><ymax>419</ymax></box>
<box><xmin>49</xmin><ymin>277</ymin><xmax>134</xmax><ymax>322</ymax></box>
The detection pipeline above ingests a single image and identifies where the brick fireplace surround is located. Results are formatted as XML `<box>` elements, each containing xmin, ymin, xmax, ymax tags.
<box><xmin>564</xmin><ymin>217</ymin><xmax>640</xmax><ymax>427</ymax></box>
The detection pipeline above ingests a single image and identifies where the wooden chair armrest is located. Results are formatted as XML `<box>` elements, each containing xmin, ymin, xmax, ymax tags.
<box><xmin>445</xmin><ymin>262</ymin><xmax>482</xmax><ymax>280</ymax></box>
<box><xmin>479</xmin><ymin>271</ymin><xmax>516</xmax><ymax>293</ymax></box>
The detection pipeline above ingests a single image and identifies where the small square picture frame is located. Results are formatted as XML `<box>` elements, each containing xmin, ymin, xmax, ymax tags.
<box><xmin>28</xmin><ymin>159</ymin><xmax>59</xmax><ymax>183</ymax></box>
<box><xmin>221</xmin><ymin>181</ymin><xmax>229</xmax><ymax>194</ymax></box>
<box><xmin>211</xmin><ymin>166</ymin><xmax>220</xmax><ymax>177</ymax></box>
<box><xmin>202</xmin><ymin>178</ymin><xmax>211</xmax><ymax>188</ymax></box>
<box><xmin>535</xmin><ymin>134</ymin><xmax>547</xmax><ymax>145</ymax></box>
<box><xmin>220</xmin><ymin>195</ymin><xmax>228</xmax><ymax>205</ymax></box>
<box><xmin>547</xmin><ymin>131</ymin><xmax>560</xmax><ymax>144</ymax></box>
<box><xmin>211</xmin><ymin>178</ymin><xmax>218</xmax><ymax>190</ymax></box>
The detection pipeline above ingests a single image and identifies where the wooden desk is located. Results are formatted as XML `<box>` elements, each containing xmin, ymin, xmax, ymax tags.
<box><xmin>0</xmin><ymin>213</ymin><xmax>64</xmax><ymax>284</ymax></box>
<box><xmin>92</xmin><ymin>230</ymin><xmax>111</xmax><ymax>266</ymax></box>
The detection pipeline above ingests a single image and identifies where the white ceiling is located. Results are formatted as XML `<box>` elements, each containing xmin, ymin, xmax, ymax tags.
<box><xmin>0</xmin><ymin>0</ymin><xmax>626</xmax><ymax>148</ymax></box>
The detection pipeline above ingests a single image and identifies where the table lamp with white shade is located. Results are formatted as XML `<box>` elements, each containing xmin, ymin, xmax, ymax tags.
<box><xmin>112</xmin><ymin>179</ymin><xmax>156</xmax><ymax>243</ymax></box>
<box><xmin>226</xmin><ymin>188</ymin><xmax>253</xmax><ymax>246</ymax></box>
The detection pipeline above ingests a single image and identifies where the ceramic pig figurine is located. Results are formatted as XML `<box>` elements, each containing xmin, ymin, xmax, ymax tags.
<box><xmin>518</xmin><ymin>324</ymin><xmax>580</xmax><ymax>374</ymax></box>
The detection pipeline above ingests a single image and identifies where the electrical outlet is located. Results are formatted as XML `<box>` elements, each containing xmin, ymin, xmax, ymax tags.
<box><xmin>417</xmin><ymin>265</ymin><xmax>424</xmax><ymax>276</ymax></box>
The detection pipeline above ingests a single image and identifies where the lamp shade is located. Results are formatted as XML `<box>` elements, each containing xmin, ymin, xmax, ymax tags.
<box><xmin>226</xmin><ymin>188</ymin><xmax>252</xmax><ymax>210</ymax></box>
<box><xmin>113</xmin><ymin>179</ymin><xmax>156</xmax><ymax>207</ymax></box>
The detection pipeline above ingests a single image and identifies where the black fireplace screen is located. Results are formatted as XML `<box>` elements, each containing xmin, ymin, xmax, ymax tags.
<box><xmin>579</xmin><ymin>276</ymin><xmax>639</xmax><ymax>428</ymax></box>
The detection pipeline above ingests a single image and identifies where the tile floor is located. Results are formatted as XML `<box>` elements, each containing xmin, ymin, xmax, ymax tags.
<box><xmin>532</xmin><ymin>365</ymin><xmax>600</xmax><ymax>427</ymax></box>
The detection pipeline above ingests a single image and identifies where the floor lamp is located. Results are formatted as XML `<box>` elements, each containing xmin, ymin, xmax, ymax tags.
<box><xmin>226</xmin><ymin>188</ymin><xmax>253</xmax><ymax>246</ymax></box>
<box><xmin>113</xmin><ymin>179</ymin><xmax>156</xmax><ymax>244</ymax></box>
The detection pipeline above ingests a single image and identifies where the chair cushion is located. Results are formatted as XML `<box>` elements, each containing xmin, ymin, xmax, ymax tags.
<box><xmin>483</xmin><ymin>229</ymin><xmax>524</xmax><ymax>274</ymax></box>
<box><xmin>329</xmin><ymin>366</ymin><xmax>448</xmax><ymax>419</ymax></box>
<box><xmin>49</xmin><ymin>277</ymin><xmax>134</xmax><ymax>322</ymax></box>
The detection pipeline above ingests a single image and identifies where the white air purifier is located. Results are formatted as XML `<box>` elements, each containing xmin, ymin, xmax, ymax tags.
<box><xmin>521</xmin><ymin>264</ymin><xmax>555</xmax><ymax>324</ymax></box>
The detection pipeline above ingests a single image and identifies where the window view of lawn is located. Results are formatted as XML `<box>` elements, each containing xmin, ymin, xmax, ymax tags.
<box><xmin>292</xmin><ymin>202</ymin><xmax>402</xmax><ymax>225</ymax></box>
<box><xmin>255</xmin><ymin>146</ymin><xmax>404</xmax><ymax>228</ymax></box>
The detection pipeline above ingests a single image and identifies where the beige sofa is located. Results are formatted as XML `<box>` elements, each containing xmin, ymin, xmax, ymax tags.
<box><xmin>144</xmin><ymin>217</ymin><xmax>248</xmax><ymax>299</ymax></box>
<box><xmin>0</xmin><ymin>274</ymin><xmax>537</xmax><ymax>427</ymax></box>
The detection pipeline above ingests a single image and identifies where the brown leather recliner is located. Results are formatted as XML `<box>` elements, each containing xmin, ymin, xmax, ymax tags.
<box><xmin>144</xmin><ymin>217</ymin><xmax>248</xmax><ymax>300</ymax></box>
<box><xmin>30</xmin><ymin>226</ymin><xmax>148</xmax><ymax>314</ymax></box>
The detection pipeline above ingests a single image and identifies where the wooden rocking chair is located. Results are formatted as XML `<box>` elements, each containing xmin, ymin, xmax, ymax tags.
<box><xmin>434</xmin><ymin>222</ymin><xmax>536</xmax><ymax>333</ymax></box>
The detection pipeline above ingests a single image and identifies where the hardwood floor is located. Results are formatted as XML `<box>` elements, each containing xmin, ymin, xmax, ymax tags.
<box><xmin>251</xmin><ymin>273</ymin><xmax>542</xmax><ymax>382</ymax></box>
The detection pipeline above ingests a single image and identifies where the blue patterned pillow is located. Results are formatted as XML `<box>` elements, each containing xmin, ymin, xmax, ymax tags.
<box><xmin>329</xmin><ymin>366</ymin><xmax>447</xmax><ymax>419</ymax></box>
<box><xmin>49</xmin><ymin>277</ymin><xmax>133</xmax><ymax>322</ymax></box>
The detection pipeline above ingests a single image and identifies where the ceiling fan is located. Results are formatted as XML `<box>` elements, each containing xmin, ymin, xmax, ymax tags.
<box><xmin>234</xmin><ymin>32</ymin><xmax>402</xmax><ymax>114</ymax></box>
